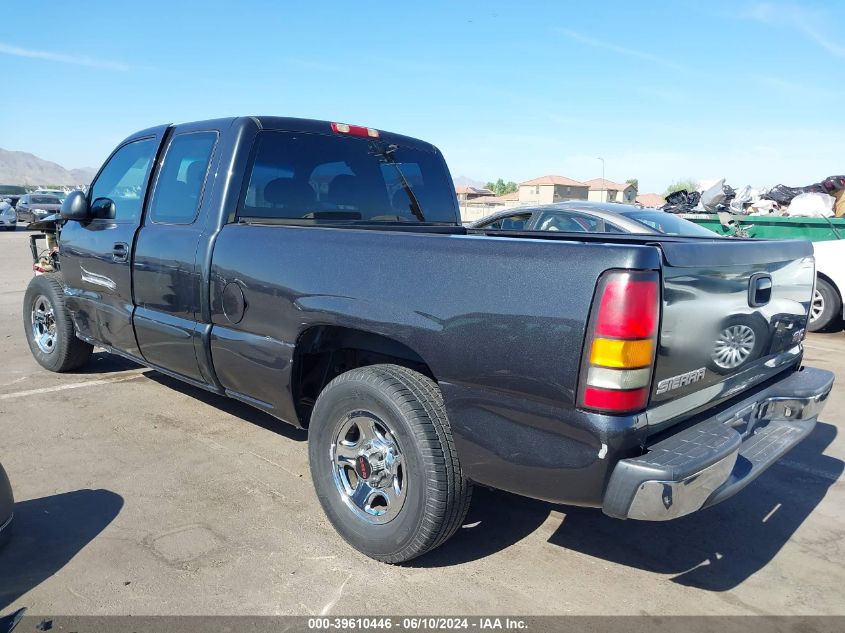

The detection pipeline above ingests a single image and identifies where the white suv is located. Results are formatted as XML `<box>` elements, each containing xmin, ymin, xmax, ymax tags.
<box><xmin>0</xmin><ymin>198</ymin><xmax>16</xmax><ymax>231</ymax></box>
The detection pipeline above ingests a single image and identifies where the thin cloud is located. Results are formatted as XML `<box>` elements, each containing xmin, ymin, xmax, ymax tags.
<box><xmin>0</xmin><ymin>43</ymin><xmax>129</xmax><ymax>70</ymax></box>
<box><xmin>745</xmin><ymin>2</ymin><xmax>845</xmax><ymax>58</ymax></box>
<box><xmin>556</xmin><ymin>28</ymin><xmax>684</xmax><ymax>71</ymax></box>
<box><xmin>752</xmin><ymin>74</ymin><xmax>803</xmax><ymax>91</ymax></box>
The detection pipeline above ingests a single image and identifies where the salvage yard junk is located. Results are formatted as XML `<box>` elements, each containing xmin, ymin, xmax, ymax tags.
<box><xmin>662</xmin><ymin>175</ymin><xmax>845</xmax><ymax>218</ymax></box>
<box><xmin>28</xmin><ymin>215</ymin><xmax>61</xmax><ymax>274</ymax></box>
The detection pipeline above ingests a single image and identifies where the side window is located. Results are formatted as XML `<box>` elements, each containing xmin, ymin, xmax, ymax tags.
<box><xmin>536</xmin><ymin>212</ymin><xmax>586</xmax><ymax>232</ymax></box>
<box><xmin>481</xmin><ymin>214</ymin><xmax>531</xmax><ymax>230</ymax></box>
<box><xmin>535</xmin><ymin>211</ymin><xmax>609</xmax><ymax>232</ymax></box>
<box><xmin>88</xmin><ymin>138</ymin><xmax>157</xmax><ymax>222</ymax></box>
<box><xmin>568</xmin><ymin>213</ymin><xmax>601</xmax><ymax>232</ymax></box>
<box><xmin>148</xmin><ymin>132</ymin><xmax>217</xmax><ymax>224</ymax></box>
<box><xmin>500</xmin><ymin>214</ymin><xmax>530</xmax><ymax>230</ymax></box>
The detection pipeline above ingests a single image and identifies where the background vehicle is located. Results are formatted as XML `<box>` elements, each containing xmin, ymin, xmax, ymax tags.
<box><xmin>0</xmin><ymin>185</ymin><xmax>27</xmax><ymax>209</ymax></box>
<box><xmin>809</xmin><ymin>239</ymin><xmax>845</xmax><ymax>331</ymax></box>
<box><xmin>33</xmin><ymin>189</ymin><xmax>68</xmax><ymax>203</ymax></box>
<box><xmin>0</xmin><ymin>199</ymin><xmax>17</xmax><ymax>230</ymax></box>
<box><xmin>470</xmin><ymin>200</ymin><xmax>719</xmax><ymax>237</ymax></box>
<box><xmin>15</xmin><ymin>193</ymin><xmax>62</xmax><ymax>224</ymax></box>
<box><xmin>0</xmin><ymin>461</ymin><xmax>13</xmax><ymax>546</ymax></box>
<box><xmin>22</xmin><ymin>116</ymin><xmax>832</xmax><ymax>563</ymax></box>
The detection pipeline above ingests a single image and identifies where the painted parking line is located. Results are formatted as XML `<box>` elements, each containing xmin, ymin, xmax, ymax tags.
<box><xmin>0</xmin><ymin>371</ymin><xmax>146</xmax><ymax>400</ymax></box>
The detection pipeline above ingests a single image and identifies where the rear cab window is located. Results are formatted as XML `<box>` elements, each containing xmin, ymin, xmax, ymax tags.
<box><xmin>237</xmin><ymin>131</ymin><xmax>457</xmax><ymax>225</ymax></box>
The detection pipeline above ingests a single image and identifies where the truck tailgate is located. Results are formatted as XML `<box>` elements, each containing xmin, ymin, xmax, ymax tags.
<box><xmin>648</xmin><ymin>239</ymin><xmax>815</xmax><ymax>426</ymax></box>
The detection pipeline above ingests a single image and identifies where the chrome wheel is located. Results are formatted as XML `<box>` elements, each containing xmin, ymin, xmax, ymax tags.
<box><xmin>330</xmin><ymin>411</ymin><xmax>406</xmax><ymax>525</ymax></box>
<box><xmin>810</xmin><ymin>288</ymin><xmax>825</xmax><ymax>324</ymax></box>
<box><xmin>31</xmin><ymin>294</ymin><xmax>57</xmax><ymax>354</ymax></box>
<box><xmin>712</xmin><ymin>324</ymin><xmax>756</xmax><ymax>370</ymax></box>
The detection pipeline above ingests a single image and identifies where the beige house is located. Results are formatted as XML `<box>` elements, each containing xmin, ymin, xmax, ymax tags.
<box><xmin>518</xmin><ymin>175</ymin><xmax>589</xmax><ymax>205</ymax></box>
<box><xmin>585</xmin><ymin>178</ymin><xmax>637</xmax><ymax>204</ymax></box>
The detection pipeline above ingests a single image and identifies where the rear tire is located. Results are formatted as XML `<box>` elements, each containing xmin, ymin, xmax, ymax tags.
<box><xmin>23</xmin><ymin>274</ymin><xmax>93</xmax><ymax>372</ymax></box>
<box><xmin>808</xmin><ymin>278</ymin><xmax>841</xmax><ymax>332</ymax></box>
<box><xmin>308</xmin><ymin>364</ymin><xmax>471</xmax><ymax>563</ymax></box>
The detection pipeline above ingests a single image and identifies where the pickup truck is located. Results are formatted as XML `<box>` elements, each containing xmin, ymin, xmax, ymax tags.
<box><xmin>23</xmin><ymin>116</ymin><xmax>834</xmax><ymax>563</ymax></box>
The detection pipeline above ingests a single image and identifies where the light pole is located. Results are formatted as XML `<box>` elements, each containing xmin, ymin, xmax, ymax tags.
<box><xmin>596</xmin><ymin>157</ymin><xmax>605</xmax><ymax>202</ymax></box>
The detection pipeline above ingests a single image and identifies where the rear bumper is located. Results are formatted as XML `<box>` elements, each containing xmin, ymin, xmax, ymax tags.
<box><xmin>602</xmin><ymin>366</ymin><xmax>834</xmax><ymax>520</ymax></box>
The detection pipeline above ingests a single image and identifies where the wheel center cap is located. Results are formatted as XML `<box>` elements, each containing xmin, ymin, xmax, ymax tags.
<box><xmin>355</xmin><ymin>455</ymin><xmax>372</xmax><ymax>480</ymax></box>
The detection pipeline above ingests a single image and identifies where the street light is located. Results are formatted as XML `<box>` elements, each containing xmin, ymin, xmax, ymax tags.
<box><xmin>596</xmin><ymin>157</ymin><xmax>605</xmax><ymax>202</ymax></box>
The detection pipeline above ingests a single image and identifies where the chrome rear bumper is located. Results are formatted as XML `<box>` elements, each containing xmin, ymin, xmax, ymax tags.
<box><xmin>602</xmin><ymin>367</ymin><xmax>834</xmax><ymax>521</ymax></box>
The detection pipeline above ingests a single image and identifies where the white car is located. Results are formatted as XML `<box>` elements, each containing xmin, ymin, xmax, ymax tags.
<box><xmin>810</xmin><ymin>239</ymin><xmax>845</xmax><ymax>331</ymax></box>
<box><xmin>0</xmin><ymin>198</ymin><xmax>16</xmax><ymax>231</ymax></box>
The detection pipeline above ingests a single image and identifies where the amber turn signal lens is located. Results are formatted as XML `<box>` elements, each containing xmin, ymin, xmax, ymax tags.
<box><xmin>589</xmin><ymin>338</ymin><xmax>653</xmax><ymax>369</ymax></box>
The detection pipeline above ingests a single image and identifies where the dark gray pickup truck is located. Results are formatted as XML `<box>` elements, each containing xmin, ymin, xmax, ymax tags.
<box><xmin>23</xmin><ymin>116</ymin><xmax>833</xmax><ymax>563</ymax></box>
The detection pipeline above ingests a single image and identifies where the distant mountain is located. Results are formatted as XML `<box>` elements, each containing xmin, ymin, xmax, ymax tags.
<box><xmin>452</xmin><ymin>175</ymin><xmax>486</xmax><ymax>189</ymax></box>
<box><xmin>0</xmin><ymin>147</ymin><xmax>96</xmax><ymax>186</ymax></box>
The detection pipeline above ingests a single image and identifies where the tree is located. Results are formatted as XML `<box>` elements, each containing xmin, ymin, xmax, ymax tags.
<box><xmin>665</xmin><ymin>178</ymin><xmax>698</xmax><ymax>196</ymax></box>
<box><xmin>625</xmin><ymin>178</ymin><xmax>639</xmax><ymax>192</ymax></box>
<box><xmin>484</xmin><ymin>178</ymin><xmax>519</xmax><ymax>196</ymax></box>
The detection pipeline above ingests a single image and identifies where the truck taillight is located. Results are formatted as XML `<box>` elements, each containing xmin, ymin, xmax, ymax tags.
<box><xmin>578</xmin><ymin>270</ymin><xmax>660</xmax><ymax>414</ymax></box>
<box><xmin>331</xmin><ymin>122</ymin><xmax>380</xmax><ymax>138</ymax></box>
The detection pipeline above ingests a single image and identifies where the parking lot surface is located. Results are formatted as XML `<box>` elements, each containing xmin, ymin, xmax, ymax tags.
<box><xmin>0</xmin><ymin>227</ymin><xmax>843</xmax><ymax>616</ymax></box>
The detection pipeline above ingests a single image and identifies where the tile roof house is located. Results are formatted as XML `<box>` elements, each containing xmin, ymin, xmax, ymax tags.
<box><xmin>585</xmin><ymin>178</ymin><xmax>637</xmax><ymax>204</ymax></box>
<box><xmin>635</xmin><ymin>192</ymin><xmax>667</xmax><ymax>208</ymax></box>
<box><xmin>455</xmin><ymin>185</ymin><xmax>494</xmax><ymax>201</ymax></box>
<box><xmin>518</xmin><ymin>175</ymin><xmax>589</xmax><ymax>205</ymax></box>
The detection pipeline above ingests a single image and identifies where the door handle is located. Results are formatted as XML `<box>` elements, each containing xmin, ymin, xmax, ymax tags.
<box><xmin>748</xmin><ymin>273</ymin><xmax>772</xmax><ymax>307</ymax></box>
<box><xmin>112</xmin><ymin>242</ymin><xmax>129</xmax><ymax>262</ymax></box>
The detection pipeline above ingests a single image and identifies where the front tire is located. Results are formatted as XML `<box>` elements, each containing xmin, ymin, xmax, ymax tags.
<box><xmin>308</xmin><ymin>364</ymin><xmax>471</xmax><ymax>563</ymax></box>
<box><xmin>808</xmin><ymin>278</ymin><xmax>841</xmax><ymax>332</ymax></box>
<box><xmin>23</xmin><ymin>274</ymin><xmax>93</xmax><ymax>372</ymax></box>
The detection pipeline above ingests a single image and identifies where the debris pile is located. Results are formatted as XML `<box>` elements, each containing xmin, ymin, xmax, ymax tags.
<box><xmin>662</xmin><ymin>175</ymin><xmax>845</xmax><ymax>218</ymax></box>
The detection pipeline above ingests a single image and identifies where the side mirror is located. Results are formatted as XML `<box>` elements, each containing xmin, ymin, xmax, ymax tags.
<box><xmin>90</xmin><ymin>197</ymin><xmax>116</xmax><ymax>220</ymax></box>
<box><xmin>60</xmin><ymin>190</ymin><xmax>91</xmax><ymax>221</ymax></box>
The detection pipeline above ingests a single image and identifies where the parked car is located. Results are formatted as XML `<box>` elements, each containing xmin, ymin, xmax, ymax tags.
<box><xmin>23</xmin><ymin>116</ymin><xmax>833</xmax><ymax>563</ymax></box>
<box><xmin>470</xmin><ymin>200</ymin><xmax>720</xmax><ymax>237</ymax></box>
<box><xmin>809</xmin><ymin>239</ymin><xmax>845</xmax><ymax>331</ymax></box>
<box><xmin>33</xmin><ymin>189</ymin><xmax>68</xmax><ymax>203</ymax></box>
<box><xmin>0</xmin><ymin>185</ymin><xmax>27</xmax><ymax>209</ymax></box>
<box><xmin>1</xmin><ymin>199</ymin><xmax>17</xmax><ymax>230</ymax></box>
<box><xmin>15</xmin><ymin>193</ymin><xmax>62</xmax><ymax>224</ymax></box>
<box><xmin>0</xmin><ymin>461</ymin><xmax>13</xmax><ymax>546</ymax></box>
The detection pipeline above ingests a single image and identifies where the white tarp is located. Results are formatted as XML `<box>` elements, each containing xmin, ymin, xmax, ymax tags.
<box><xmin>785</xmin><ymin>192</ymin><xmax>835</xmax><ymax>217</ymax></box>
<box><xmin>695</xmin><ymin>178</ymin><xmax>726</xmax><ymax>212</ymax></box>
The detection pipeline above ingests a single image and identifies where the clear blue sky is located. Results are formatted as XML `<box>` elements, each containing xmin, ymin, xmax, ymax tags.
<box><xmin>1</xmin><ymin>0</ymin><xmax>842</xmax><ymax>193</ymax></box>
